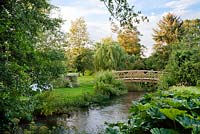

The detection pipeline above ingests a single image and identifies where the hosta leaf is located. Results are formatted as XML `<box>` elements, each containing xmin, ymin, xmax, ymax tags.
<box><xmin>175</xmin><ymin>115</ymin><xmax>200</xmax><ymax>128</ymax></box>
<box><xmin>147</xmin><ymin>108</ymin><xmax>166</xmax><ymax>119</ymax></box>
<box><xmin>150</xmin><ymin>128</ymin><xmax>179</xmax><ymax>134</ymax></box>
<box><xmin>163</xmin><ymin>98</ymin><xmax>184</xmax><ymax>107</ymax></box>
<box><xmin>182</xmin><ymin>99</ymin><xmax>199</xmax><ymax>110</ymax></box>
<box><xmin>129</xmin><ymin>117</ymin><xmax>146</xmax><ymax>128</ymax></box>
<box><xmin>192</xmin><ymin>125</ymin><xmax>200</xmax><ymax>134</ymax></box>
<box><xmin>105</xmin><ymin>126</ymin><xmax>120</xmax><ymax>134</ymax></box>
<box><xmin>159</xmin><ymin>108</ymin><xmax>186</xmax><ymax>120</ymax></box>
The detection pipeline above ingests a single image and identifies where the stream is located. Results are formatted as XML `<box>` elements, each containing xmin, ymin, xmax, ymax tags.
<box><xmin>35</xmin><ymin>92</ymin><xmax>145</xmax><ymax>134</ymax></box>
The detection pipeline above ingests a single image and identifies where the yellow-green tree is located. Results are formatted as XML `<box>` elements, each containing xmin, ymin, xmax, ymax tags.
<box><xmin>68</xmin><ymin>17</ymin><xmax>89</xmax><ymax>49</ymax></box>
<box><xmin>67</xmin><ymin>17</ymin><xmax>90</xmax><ymax>71</ymax></box>
<box><xmin>117</xmin><ymin>27</ymin><xmax>141</xmax><ymax>55</ymax></box>
<box><xmin>153</xmin><ymin>13</ymin><xmax>183</xmax><ymax>49</ymax></box>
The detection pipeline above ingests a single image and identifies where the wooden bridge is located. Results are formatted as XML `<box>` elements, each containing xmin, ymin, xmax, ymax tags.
<box><xmin>114</xmin><ymin>70</ymin><xmax>163</xmax><ymax>83</ymax></box>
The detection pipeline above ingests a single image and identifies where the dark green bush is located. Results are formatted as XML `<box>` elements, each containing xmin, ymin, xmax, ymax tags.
<box><xmin>159</xmin><ymin>45</ymin><xmax>200</xmax><ymax>89</ymax></box>
<box><xmin>94</xmin><ymin>71</ymin><xmax>127</xmax><ymax>97</ymax></box>
<box><xmin>105</xmin><ymin>87</ymin><xmax>200</xmax><ymax>134</ymax></box>
<box><xmin>0</xmin><ymin>93</ymin><xmax>38</xmax><ymax>132</ymax></box>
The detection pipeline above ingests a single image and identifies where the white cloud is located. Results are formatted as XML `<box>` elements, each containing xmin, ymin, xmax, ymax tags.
<box><xmin>137</xmin><ymin>14</ymin><xmax>161</xmax><ymax>57</ymax></box>
<box><xmin>166</xmin><ymin>0</ymin><xmax>198</xmax><ymax>10</ymax></box>
<box><xmin>51</xmin><ymin>1</ymin><xmax>114</xmax><ymax>41</ymax></box>
<box><xmin>87</xmin><ymin>22</ymin><xmax>116</xmax><ymax>42</ymax></box>
<box><xmin>165</xmin><ymin>0</ymin><xmax>199</xmax><ymax>16</ymax></box>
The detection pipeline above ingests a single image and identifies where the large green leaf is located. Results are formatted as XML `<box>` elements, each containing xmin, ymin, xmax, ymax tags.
<box><xmin>150</xmin><ymin>128</ymin><xmax>179</xmax><ymax>134</ymax></box>
<box><xmin>159</xmin><ymin>108</ymin><xmax>186</xmax><ymax>120</ymax></box>
<box><xmin>147</xmin><ymin>108</ymin><xmax>166</xmax><ymax>119</ymax></box>
<box><xmin>182</xmin><ymin>99</ymin><xmax>200</xmax><ymax>110</ymax></box>
<box><xmin>175</xmin><ymin>115</ymin><xmax>200</xmax><ymax>128</ymax></box>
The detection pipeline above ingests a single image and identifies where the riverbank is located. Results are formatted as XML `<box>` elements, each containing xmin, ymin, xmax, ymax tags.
<box><xmin>35</xmin><ymin>76</ymin><xmax>109</xmax><ymax>116</ymax></box>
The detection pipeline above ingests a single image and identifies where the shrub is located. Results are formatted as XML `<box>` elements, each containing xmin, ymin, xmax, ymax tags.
<box><xmin>35</xmin><ymin>91</ymin><xmax>95</xmax><ymax>115</ymax></box>
<box><xmin>51</xmin><ymin>75</ymin><xmax>70</xmax><ymax>88</ymax></box>
<box><xmin>159</xmin><ymin>45</ymin><xmax>200</xmax><ymax>88</ymax></box>
<box><xmin>0</xmin><ymin>94</ymin><xmax>38</xmax><ymax>132</ymax></box>
<box><xmin>197</xmin><ymin>80</ymin><xmax>200</xmax><ymax>87</ymax></box>
<box><xmin>105</xmin><ymin>87</ymin><xmax>200</xmax><ymax>134</ymax></box>
<box><xmin>94</xmin><ymin>71</ymin><xmax>127</xmax><ymax>97</ymax></box>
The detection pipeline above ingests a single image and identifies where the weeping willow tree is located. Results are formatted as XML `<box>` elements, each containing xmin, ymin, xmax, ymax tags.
<box><xmin>94</xmin><ymin>40</ymin><xmax>127</xmax><ymax>71</ymax></box>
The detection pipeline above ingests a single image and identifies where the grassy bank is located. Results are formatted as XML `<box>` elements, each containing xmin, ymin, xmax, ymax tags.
<box><xmin>53</xmin><ymin>76</ymin><xmax>95</xmax><ymax>99</ymax></box>
<box><xmin>35</xmin><ymin>76</ymin><xmax>108</xmax><ymax>115</ymax></box>
<box><xmin>170</xmin><ymin>86</ymin><xmax>200</xmax><ymax>94</ymax></box>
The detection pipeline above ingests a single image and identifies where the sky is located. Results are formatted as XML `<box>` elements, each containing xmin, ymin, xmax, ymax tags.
<box><xmin>50</xmin><ymin>0</ymin><xmax>200</xmax><ymax>57</ymax></box>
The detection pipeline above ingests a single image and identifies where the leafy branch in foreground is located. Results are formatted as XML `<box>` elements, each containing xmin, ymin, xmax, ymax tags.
<box><xmin>100</xmin><ymin>0</ymin><xmax>148</xmax><ymax>28</ymax></box>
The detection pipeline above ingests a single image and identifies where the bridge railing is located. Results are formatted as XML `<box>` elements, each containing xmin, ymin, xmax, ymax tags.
<box><xmin>113</xmin><ymin>70</ymin><xmax>164</xmax><ymax>83</ymax></box>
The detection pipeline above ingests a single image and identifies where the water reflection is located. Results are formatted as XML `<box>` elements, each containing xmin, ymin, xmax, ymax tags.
<box><xmin>36</xmin><ymin>92</ymin><xmax>145</xmax><ymax>134</ymax></box>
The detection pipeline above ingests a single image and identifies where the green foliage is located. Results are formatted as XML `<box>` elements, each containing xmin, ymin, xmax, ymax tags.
<box><xmin>105</xmin><ymin>86</ymin><xmax>200</xmax><ymax>134</ymax></box>
<box><xmin>74</xmin><ymin>48</ymin><xmax>94</xmax><ymax>75</ymax></box>
<box><xmin>94</xmin><ymin>71</ymin><xmax>127</xmax><ymax>97</ymax></box>
<box><xmin>159</xmin><ymin>45</ymin><xmax>200</xmax><ymax>88</ymax></box>
<box><xmin>0</xmin><ymin>0</ymin><xmax>66</xmax><ymax>131</ymax></box>
<box><xmin>35</xmin><ymin>89</ymin><xmax>95</xmax><ymax>116</ymax></box>
<box><xmin>197</xmin><ymin>80</ymin><xmax>200</xmax><ymax>87</ymax></box>
<box><xmin>182</xmin><ymin>19</ymin><xmax>200</xmax><ymax>45</ymax></box>
<box><xmin>35</xmin><ymin>76</ymin><xmax>111</xmax><ymax>116</ymax></box>
<box><xmin>101</xmin><ymin>0</ymin><xmax>147</xmax><ymax>28</ymax></box>
<box><xmin>33</xmin><ymin>48</ymin><xmax>67</xmax><ymax>86</ymax></box>
<box><xmin>0</xmin><ymin>94</ymin><xmax>38</xmax><ymax>132</ymax></box>
<box><xmin>159</xmin><ymin>108</ymin><xmax>186</xmax><ymax>120</ymax></box>
<box><xmin>176</xmin><ymin>115</ymin><xmax>200</xmax><ymax>129</ymax></box>
<box><xmin>144</xmin><ymin>45</ymin><xmax>172</xmax><ymax>71</ymax></box>
<box><xmin>94</xmin><ymin>41</ymin><xmax>127</xmax><ymax>71</ymax></box>
<box><xmin>35</xmin><ymin>76</ymin><xmax>95</xmax><ymax>115</ymax></box>
<box><xmin>0</xmin><ymin>0</ymin><xmax>63</xmax><ymax>92</ymax></box>
<box><xmin>150</xmin><ymin>128</ymin><xmax>179</xmax><ymax>134</ymax></box>
<box><xmin>51</xmin><ymin>75</ymin><xmax>70</xmax><ymax>88</ymax></box>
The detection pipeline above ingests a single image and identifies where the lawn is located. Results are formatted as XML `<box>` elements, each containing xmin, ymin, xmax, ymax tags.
<box><xmin>37</xmin><ymin>75</ymin><xmax>96</xmax><ymax>115</ymax></box>
<box><xmin>52</xmin><ymin>75</ymin><xmax>95</xmax><ymax>98</ymax></box>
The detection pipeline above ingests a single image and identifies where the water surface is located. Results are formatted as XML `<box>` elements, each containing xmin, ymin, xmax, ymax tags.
<box><xmin>36</xmin><ymin>92</ymin><xmax>145</xmax><ymax>134</ymax></box>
